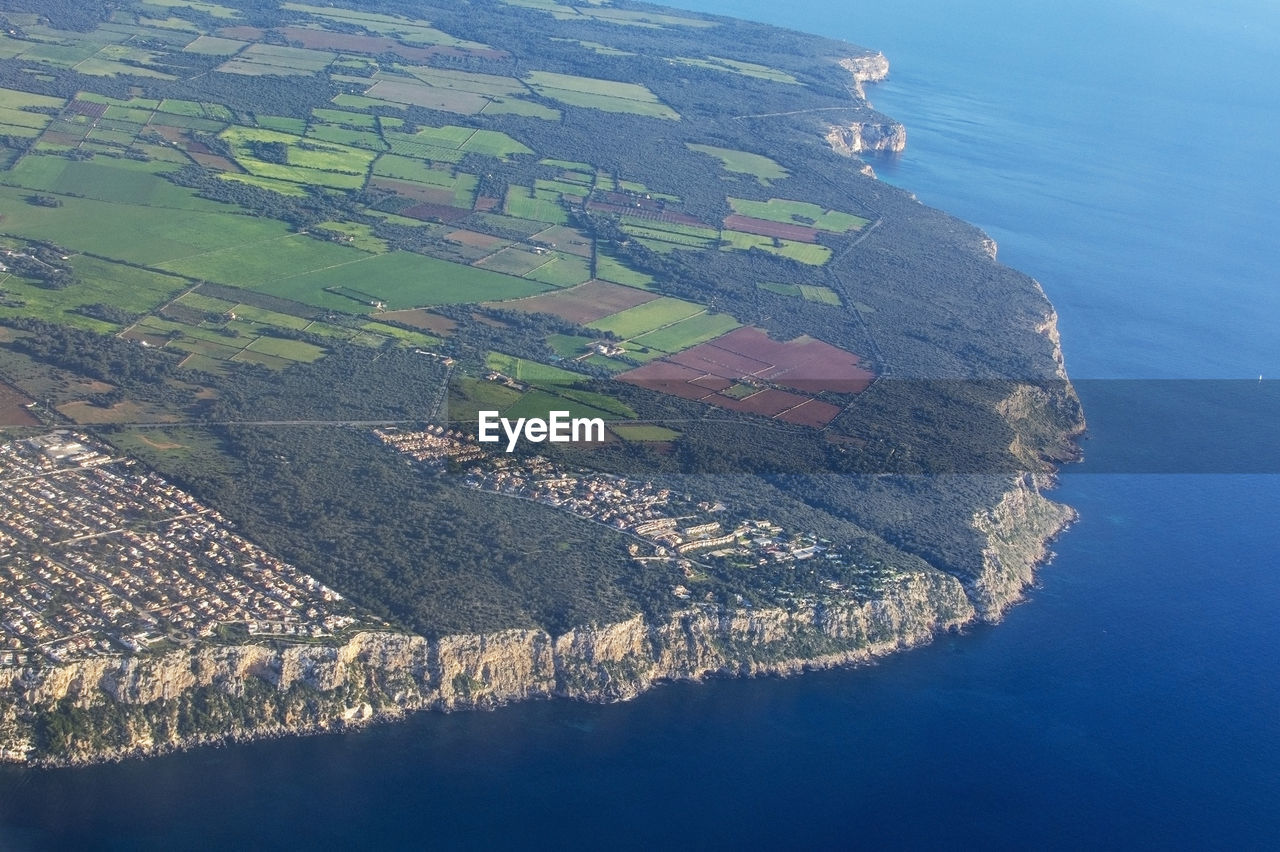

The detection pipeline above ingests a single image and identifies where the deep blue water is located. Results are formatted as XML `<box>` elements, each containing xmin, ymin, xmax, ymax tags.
<box><xmin>3</xmin><ymin>1</ymin><xmax>1278</xmax><ymax>848</ymax></box>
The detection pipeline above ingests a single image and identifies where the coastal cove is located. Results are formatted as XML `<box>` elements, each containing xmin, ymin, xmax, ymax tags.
<box><xmin>3</xmin><ymin>0</ymin><xmax>1279</xmax><ymax>848</ymax></box>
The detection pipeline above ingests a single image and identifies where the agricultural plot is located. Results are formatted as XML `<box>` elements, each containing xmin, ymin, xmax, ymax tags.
<box><xmin>220</xmin><ymin>126</ymin><xmax>376</xmax><ymax>188</ymax></box>
<box><xmin>265</xmin><ymin>252</ymin><xmax>550</xmax><ymax>310</ymax></box>
<box><xmin>505</xmin><ymin>187</ymin><xmax>568</xmax><ymax>224</ymax></box>
<box><xmin>671</xmin><ymin>56</ymin><xmax>799</xmax><ymax>84</ymax></box>
<box><xmin>307</xmin><ymin>124</ymin><xmax>386</xmax><ymax>151</ymax></box>
<box><xmin>181</xmin><ymin>34</ymin><xmax>247</xmax><ymax>54</ymax></box>
<box><xmin>620</xmin><ymin>327</ymin><xmax>872</xmax><ymax>428</ymax></box>
<box><xmin>3</xmin><ymin>157</ymin><xmax>227</xmax><ymax>211</ymax></box>
<box><xmin>497</xmin><ymin>279</ymin><xmax>657</xmax><ymax>325</ymax></box>
<box><xmin>156</xmin><ymin>232</ymin><xmax>370</xmax><ymax>287</ymax></box>
<box><xmin>218</xmin><ymin>43</ymin><xmax>335</xmax><ymax>75</ymax></box>
<box><xmin>727</xmin><ymin>197</ymin><xmax>868</xmax><ymax>232</ymax></box>
<box><xmin>0</xmin><ymin>256</ymin><xmax>187</xmax><ymax>331</ymax></box>
<box><xmin>525</xmin><ymin>71</ymin><xmax>679</xmax><ymax>119</ymax></box>
<box><xmin>383</xmin><ymin>124</ymin><xmax>530</xmax><ymax>160</ymax></box>
<box><xmin>629</xmin><ymin>312</ymin><xmax>741</xmax><ymax>353</ymax></box>
<box><xmin>522</xmin><ymin>252</ymin><xmax>592</xmax><ymax>288</ymax></box>
<box><xmin>720</xmin><ymin>231</ymin><xmax>832</xmax><ymax>265</ymax></box>
<box><xmin>485</xmin><ymin>353</ymin><xmax>584</xmax><ymax>386</ymax></box>
<box><xmin>687</xmin><ymin>144</ymin><xmax>789</xmax><ymax>185</ymax></box>
<box><xmin>475</xmin><ymin>247</ymin><xmax>552</xmax><ymax>277</ymax></box>
<box><xmin>587</xmin><ymin>297</ymin><xmax>704</xmax><ymax>339</ymax></box>
<box><xmin>366</xmin><ymin>80</ymin><xmax>491</xmax><ymax>114</ymax></box>
<box><xmin>281</xmin><ymin>4</ymin><xmax>498</xmax><ymax>52</ymax></box>
<box><xmin>596</xmin><ymin>249</ymin><xmax>655</xmax><ymax>289</ymax></box>
<box><xmin>529</xmin><ymin>225</ymin><xmax>593</xmax><ymax>257</ymax></box>
<box><xmin>0</xmin><ymin>185</ymin><xmax>304</xmax><ymax>267</ymax></box>
<box><xmin>610</xmin><ymin>424</ymin><xmax>681</xmax><ymax>442</ymax></box>
<box><xmin>480</xmin><ymin>98</ymin><xmax>561</xmax><ymax>120</ymax></box>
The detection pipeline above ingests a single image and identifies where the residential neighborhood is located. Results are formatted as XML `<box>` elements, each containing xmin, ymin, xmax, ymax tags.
<box><xmin>0</xmin><ymin>432</ymin><xmax>365</xmax><ymax>665</ymax></box>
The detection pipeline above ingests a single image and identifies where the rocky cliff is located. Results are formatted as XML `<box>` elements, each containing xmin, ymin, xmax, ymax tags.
<box><xmin>0</xmin><ymin>476</ymin><xmax>1072</xmax><ymax>767</ymax></box>
<box><xmin>827</xmin><ymin>54</ymin><xmax>908</xmax><ymax>154</ymax></box>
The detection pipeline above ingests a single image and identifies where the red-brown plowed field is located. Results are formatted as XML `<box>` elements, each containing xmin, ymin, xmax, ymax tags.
<box><xmin>474</xmin><ymin>195</ymin><xmax>500</xmax><ymax>212</ymax></box>
<box><xmin>775</xmin><ymin>398</ymin><xmax>843</xmax><ymax>427</ymax></box>
<box><xmin>716</xmin><ymin>388</ymin><xmax>809</xmax><ymax>417</ymax></box>
<box><xmin>377</xmin><ymin>309</ymin><xmax>457</xmax><ymax>335</ymax></box>
<box><xmin>708</xmin><ymin>328</ymin><xmax>874</xmax><ymax>394</ymax></box>
<box><xmin>670</xmin><ymin>345</ymin><xmax>771</xmax><ymax>378</ymax></box>
<box><xmin>445</xmin><ymin>229</ymin><xmax>509</xmax><ymax>251</ymax></box>
<box><xmin>619</xmin><ymin>361</ymin><xmax>715</xmax><ymax>400</ymax></box>
<box><xmin>722</xmin><ymin>214</ymin><xmax>819</xmax><ymax>243</ymax></box>
<box><xmin>0</xmin><ymin>382</ymin><xmax>38</xmax><ymax>426</ymax></box>
<box><xmin>689</xmin><ymin>374</ymin><xmax>734</xmax><ymax>392</ymax></box>
<box><xmin>618</xmin><ymin>326</ymin><xmax>872</xmax><ymax>429</ymax></box>
<box><xmin>497</xmin><ymin>279</ymin><xmax>656</xmax><ymax>324</ymax></box>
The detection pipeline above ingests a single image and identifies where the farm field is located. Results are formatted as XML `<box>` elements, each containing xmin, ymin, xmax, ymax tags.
<box><xmin>268</xmin><ymin>252</ymin><xmax>550</xmax><ymax>310</ymax></box>
<box><xmin>525</xmin><ymin>70</ymin><xmax>679</xmax><ymax>119</ymax></box>
<box><xmin>687</xmin><ymin>144</ymin><xmax>789</xmax><ymax>184</ymax></box>
<box><xmin>587</xmin><ymin>297</ymin><xmax>704</xmax><ymax>339</ymax></box>
<box><xmin>629</xmin><ymin>312</ymin><xmax>741</xmax><ymax>353</ymax></box>
<box><xmin>498</xmin><ymin>279</ymin><xmax>657</xmax><ymax>325</ymax></box>
<box><xmin>727</xmin><ymin>197</ymin><xmax>869</xmax><ymax>232</ymax></box>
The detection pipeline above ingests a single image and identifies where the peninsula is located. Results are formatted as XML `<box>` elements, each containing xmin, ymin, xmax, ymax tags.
<box><xmin>0</xmin><ymin>0</ymin><xmax>1081</xmax><ymax>765</ymax></box>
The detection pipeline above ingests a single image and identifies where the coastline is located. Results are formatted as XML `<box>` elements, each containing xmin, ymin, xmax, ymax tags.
<box><xmin>2</xmin><ymin>470</ymin><xmax>1076</xmax><ymax>769</ymax></box>
<box><xmin>0</xmin><ymin>50</ymin><xmax>1084</xmax><ymax>770</ymax></box>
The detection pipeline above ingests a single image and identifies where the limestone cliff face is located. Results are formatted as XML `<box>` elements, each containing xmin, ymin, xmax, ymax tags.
<box><xmin>839</xmin><ymin>53</ymin><xmax>890</xmax><ymax>96</ymax></box>
<box><xmin>826</xmin><ymin>122</ymin><xmax>907</xmax><ymax>155</ymax></box>
<box><xmin>969</xmin><ymin>474</ymin><xmax>1076</xmax><ymax>620</ymax></box>
<box><xmin>827</xmin><ymin>53</ymin><xmax>906</xmax><ymax>155</ymax></box>
<box><xmin>0</xmin><ymin>569</ymin><xmax>980</xmax><ymax>766</ymax></box>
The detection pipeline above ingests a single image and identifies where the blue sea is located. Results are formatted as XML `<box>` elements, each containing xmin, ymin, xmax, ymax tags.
<box><xmin>2</xmin><ymin>1</ymin><xmax>1278</xmax><ymax>848</ymax></box>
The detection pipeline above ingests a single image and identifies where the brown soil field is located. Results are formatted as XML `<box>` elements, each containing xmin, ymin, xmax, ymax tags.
<box><xmin>497</xmin><ymin>279</ymin><xmax>656</xmax><ymax>324</ymax></box>
<box><xmin>722</xmin><ymin>214</ymin><xmax>819</xmax><ymax>243</ymax></box>
<box><xmin>366</xmin><ymin>81</ymin><xmax>488</xmax><ymax>114</ymax></box>
<box><xmin>378</xmin><ymin>309</ymin><xmax>457</xmax><ymax>335</ymax></box>
<box><xmin>775</xmin><ymin>398</ymin><xmax>842</xmax><ymax>427</ymax></box>
<box><xmin>529</xmin><ymin>225</ymin><xmax>593</xmax><ymax>257</ymax></box>
<box><xmin>445</xmin><ymin>229</ymin><xmax>510</xmax><ymax>251</ymax></box>
<box><xmin>0</xmin><ymin>382</ymin><xmax>38</xmax><ymax>426</ymax></box>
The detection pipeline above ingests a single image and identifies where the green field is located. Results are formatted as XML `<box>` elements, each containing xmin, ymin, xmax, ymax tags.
<box><xmin>629</xmin><ymin>311</ymin><xmax>740</xmax><ymax>353</ymax></box>
<box><xmin>502</xmin><ymin>390</ymin><xmax>620</xmax><ymax>424</ymax></box>
<box><xmin>0</xmin><ymin>256</ymin><xmax>187</xmax><ymax>330</ymax></box>
<box><xmin>611</xmin><ymin>423</ymin><xmax>681</xmax><ymax>441</ymax></box>
<box><xmin>671</xmin><ymin>55</ymin><xmax>799</xmax><ymax>84</ymax></box>
<box><xmin>587</xmin><ymin>297</ymin><xmax>704</xmax><ymax>339</ymax></box>
<box><xmin>596</xmin><ymin>250</ymin><xmax>655</xmax><ymax>289</ymax></box>
<box><xmin>2</xmin><ymin>156</ymin><xmax>229</xmax><ymax>210</ymax></box>
<box><xmin>727</xmin><ymin>197</ymin><xmax>869</xmax><ymax>232</ymax></box>
<box><xmin>480</xmin><ymin>98</ymin><xmax>561</xmax><ymax>120</ymax></box>
<box><xmin>526</xmin><ymin>70</ymin><xmax>679</xmax><ymax>119</ymax></box>
<box><xmin>182</xmin><ymin>34</ymin><xmax>247</xmax><ymax>54</ymax></box>
<box><xmin>523</xmin><ymin>253</ymin><xmax>591</xmax><ymax>288</ymax></box>
<box><xmin>545</xmin><ymin>334</ymin><xmax>594</xmax><ymax>359</ymax></box>
<box><xmin>721</xmin><ymin>231</ymin><xmax>833</xmax><ymax>265</ymax></box>
<box><xmin>268</xmin><ymin>252</ymin><xmax>550</xmax><ymax>310</ymax></box>
<box><xmin>156</xmin><ymin>233</ymin><xmax>370</xmax><ymax>287</ymax></box>
<box><xmin>505</xmin><ymin>187</ymin><xmax>568</xmax><ymax>224</ymax></box>
<box><xmin>797</xmin><ymin>284</ymin><xmax>842</xmax><ymax>305</ymax></box>
<box><xmin>485</xmin><ymin>352</ymin><xmax>585</xmax><ymax>386</ymax></box>
<box><xmin>244</xmin><ymin>336</ymin><xmax>327</xmax><ymax>362</ymax></box>
<box><xmin>687</xmin><ymin>144</ymin><xmax>789</xmax><ymax>185</ymax></box>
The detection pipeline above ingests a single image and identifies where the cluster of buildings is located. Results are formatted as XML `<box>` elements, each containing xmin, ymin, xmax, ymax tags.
<box><xmin>375</xmin><ymin>426</ymin><xmax>486</xmax><ymax>466</ymax></box>
<box><xmin>0</xmin><ymin>432</ymin><xmax>364</xmax><ymax>665</ymax></box>
<box><xmin>380</xmin><ymin>428</ymin><xmax>846</xmax><ymax>595</ymax></box>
